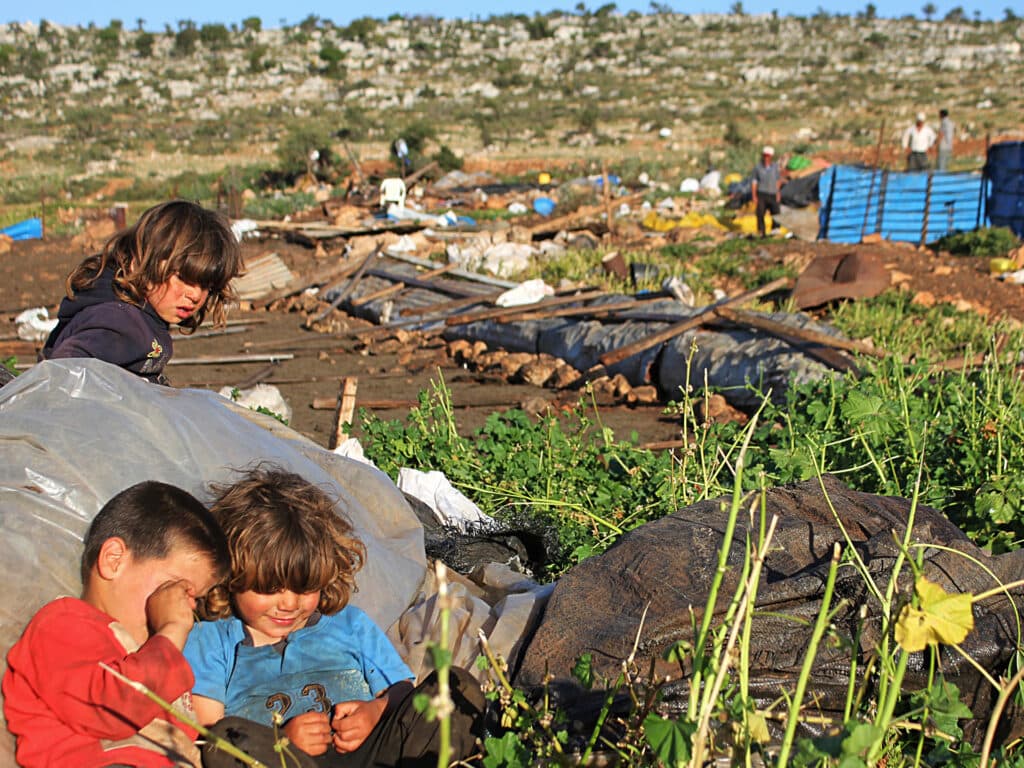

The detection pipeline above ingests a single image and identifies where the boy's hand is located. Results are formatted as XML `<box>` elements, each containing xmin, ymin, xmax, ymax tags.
<box><xmin>283</xmin><ymin>711</ymin><xmax>333</xmax><ymax>756</ymax></box>
<box><xmin>331</xmin><ymin>697</ymin><xmax>387</xmax><ymax>753</ymax></box>
<box><xmin>146</xmin><ymin>579</ymin><xmax>196</xmax><ymax>650</ymax></box>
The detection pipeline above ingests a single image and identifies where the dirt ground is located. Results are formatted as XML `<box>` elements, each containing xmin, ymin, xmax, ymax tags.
<box><xmin>2</xmin><ymin>228</ymin><xmax>1022</xmax><ymax>450</ymax></box>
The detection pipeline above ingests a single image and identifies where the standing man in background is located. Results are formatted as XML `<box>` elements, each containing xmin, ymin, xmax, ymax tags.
<box><xmin>751</xmin><ymin>145</ymin><xmax>782</xmax><ymax>238</ymax></box>
<box><xmin>937</xmin><ymin>109</ymin><xmax>954</xmax><ymax>171</ymax></box>
<box><xmin>902</xmin><ymin>112</ymin><xmax>937</xmax><ymax>171</ymax></box>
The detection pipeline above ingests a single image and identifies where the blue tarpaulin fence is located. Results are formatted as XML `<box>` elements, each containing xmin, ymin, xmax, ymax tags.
<box><xmin>0</xmin><ymin>218</ymin><xmax>43</xmax><ymax>241</ymax></box>
<box><xmin>818</xmin><ymin>166</ymin><xmax>985</xmax><ymax>245</ymax></box>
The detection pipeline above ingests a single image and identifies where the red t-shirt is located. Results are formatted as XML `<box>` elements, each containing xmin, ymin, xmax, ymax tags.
<box><xmin>3</xmin><ymin>597</ymin><xmax>199</xmax><ymax>767</ymax></box>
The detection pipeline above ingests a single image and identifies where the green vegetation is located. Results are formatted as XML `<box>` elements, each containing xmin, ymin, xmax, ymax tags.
<box><xmin>358</xmin><ymin>299</ymin><xmax>1024</xmax><ymax>764</ymax></box>
<box><xmin>933</xmin><ymin>226</ymin><xmax>1020</xmax><ymax>257</ymax></box>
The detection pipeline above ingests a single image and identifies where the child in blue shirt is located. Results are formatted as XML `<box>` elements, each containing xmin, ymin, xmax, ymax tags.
<box><xmin>185</xmin><ymin>466</ymin><xmax>484</xmax><ymax>767</ymax></box>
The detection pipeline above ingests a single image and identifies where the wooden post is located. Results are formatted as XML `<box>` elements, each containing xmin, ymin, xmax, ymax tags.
<box><xmin>329</xmin><ymin>377</ymin><xmax>359</xmax><ymax>450</ymax></box>
<box><xmin>875</xmin><ymin>171</ymin><xmax>889</xmax><ymax>236</ymax></box>
<box><xmin>873</xmin><ymin>119</ymin><xmax>886</xmax><ymax>169</ymax></box>
<box><xmin>822</xmin><ymin>167</ymin><xmax>838</xmax><ymax>240</ymax></box>
<box><xmin>602</xmin><ymin>163</ymin><xmax>614</xmax><ymax>237</ymax></box>
<box><xmin>921</xmin><ymin>172</ymin><xmax>934</xmax><ymax>247</ymax></box>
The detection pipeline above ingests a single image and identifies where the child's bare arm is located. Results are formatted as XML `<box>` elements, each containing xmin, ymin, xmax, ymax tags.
<box><xmin>192</xmin><ymin>693</ymin><xmax>226</xmax><ymax>726</ymax></box>
<box><xmin>146</xmin><ymin>580</ymin><xmax>197</xmax><ymax>650</ymax></box>
<box><xmin>330</xmin><ymin>680</ymin><xmax>414</xmax><ymax>753</ymax></box>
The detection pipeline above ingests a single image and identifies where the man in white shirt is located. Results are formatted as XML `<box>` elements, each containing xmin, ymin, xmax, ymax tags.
<box><xmin>902</xmin><ymin>112</ymin><xmax>937</xmax><ymax>171</ymax></box>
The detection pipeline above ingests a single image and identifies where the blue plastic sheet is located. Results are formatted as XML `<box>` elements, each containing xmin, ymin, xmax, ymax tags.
<box><xmin>986</xmin><ymin>142</ymin><xmax>1024</xmax><ymax>237</ymax></box>
<box><xmin>1</xmin><ymin>217</ymin><xmax>42</xmax><ymax>241</ymax></box>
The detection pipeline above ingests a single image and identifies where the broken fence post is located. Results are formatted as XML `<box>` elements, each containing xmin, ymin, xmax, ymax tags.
<box><xmin>329</xmin><ymin>377</ymin><xmax>359</xmax><ymax>451</ymax></box>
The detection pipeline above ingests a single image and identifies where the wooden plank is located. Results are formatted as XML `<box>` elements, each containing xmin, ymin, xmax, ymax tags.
<box><xmin>597</xmin><ymin>276</ymin><xmax>793</xmax><ymax>368</ymax></box>
<box><xmin>172</xmin><ymin>326</ymin><xmax>249</xmax><ymax>341</ymax></box>
<box><xmin>304</xmin><ymin>243</ymin><xmax>382</xmax><ymax>328</ymax></box>
<box><xmin>398</xmin><ymin>291</ymin><xmax>504</xmax><ymax>318</ymax></box>
<box><xmin>492</xmin><ymin>295</ymin><xmax>676</xmax><ymax>324</ymax></box>
<box><xmin>168</xmin><ymin>353</ymin><xmax>295</xmax><ymax>365</ymax></box>
<box><xmin>383</xmin><ymin>251</ymin><xmax>518</xmax><ymax>289</ymax></box>
<box><xmin>329</xmin><ymin>376</ymin><xmax>359</xmax><ymax>450</ymax></box>
<box><xmin>444</xmin><ymin>289</ymin><xmax>607</xmax><ymax>327</ymax></box>
<box><xmin>349</xmin><ymin>262</ymin><xmax>459</xmax><ymax>308</ymax></box>
<box><xmin>364</xmin><ymin>266</ymin><xmax>481</xmax><ymax>298</ymax></box>
<box><xmin>713</xmin><ymin>306</ymin><xmax>885</xmax><ymax>358</ymax></box>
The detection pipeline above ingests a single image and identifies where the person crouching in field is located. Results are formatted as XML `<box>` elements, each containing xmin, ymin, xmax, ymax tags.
<box><xmin>186</xmin><ymin>466</ymin><xmax>486</xmax><ymax>768</ymax></box>
<box><xmin>2</xmin><ymin>481</ymin><xmax>229</xmax><ymax>767</ymax></box>
<box><xmin>41</xmin><ymin>200</ymin><xmax>243</xmax><ymax>384</ymax></box>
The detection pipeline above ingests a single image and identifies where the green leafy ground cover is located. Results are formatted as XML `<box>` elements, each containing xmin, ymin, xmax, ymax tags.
<box><xmin>356</xmin><ymin>272</ymin><xmax>1024</xmax><ymax>766</ymax></box>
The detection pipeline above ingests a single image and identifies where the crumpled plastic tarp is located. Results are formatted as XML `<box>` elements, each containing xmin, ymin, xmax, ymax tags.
<box><xmin>0</xmin><ymin>360</ymin><xmax>544</xmax><ymax>765</ymax></box>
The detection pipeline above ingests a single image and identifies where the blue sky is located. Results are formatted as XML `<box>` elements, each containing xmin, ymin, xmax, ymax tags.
<box><xmin>7</xmin><ymin>0</ymin><xmax>1014</xmax><ymax>30</ymax></box>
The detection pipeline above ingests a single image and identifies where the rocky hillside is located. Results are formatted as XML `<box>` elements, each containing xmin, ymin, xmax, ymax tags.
<box><xmin>1</xmin><ymin>12</ymin><xmax>1022</xmax><ymax>206</ymax></box>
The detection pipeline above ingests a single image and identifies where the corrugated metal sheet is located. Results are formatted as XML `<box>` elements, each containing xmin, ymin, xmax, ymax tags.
<box><xmin>232</xmin><ymin>252</ymin><xmax>296</xmax><ymax>300</ymax></box>
<box><xmin>818</xmin><ymin>165</ymin><xmax>986</xmax><ymax>244</ymax></box>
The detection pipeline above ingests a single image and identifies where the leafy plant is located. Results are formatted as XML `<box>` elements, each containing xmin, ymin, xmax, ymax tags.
<box><xmin>933</xmin><ymin>226</ymin><xmax>1020</xmax><ymax>257</ymax></box>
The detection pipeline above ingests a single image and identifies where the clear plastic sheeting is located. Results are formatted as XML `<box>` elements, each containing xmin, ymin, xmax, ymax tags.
<box><xmin>0</xmin><ymin>360</ymin><xmax>543</xmax><ymax>765</ymax></box>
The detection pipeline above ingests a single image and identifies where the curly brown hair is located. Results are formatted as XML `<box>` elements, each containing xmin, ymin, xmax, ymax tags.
<box><xmin>201</xmin><ymin>465</ymin><xmax>366</xmax><ymax>620</ymax></box>
<box><xmin>66</xmin><ymin>199</ymin><xmax>243</xmax><ymax>332</ymax></box>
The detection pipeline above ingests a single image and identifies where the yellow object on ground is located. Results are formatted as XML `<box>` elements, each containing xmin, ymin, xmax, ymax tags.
<box><xmin>538</xmin><ymin>172</ymin><xmax>552</xmax><ymax>185</ymax></box>
<box><xmin>990</xmin><ymin>257</ymin><xmax>1015</xmax><ymax>275</ymax></box>
<box><xmin>729</xmin><ymin>212</ymin><xmax>789</xmax><ymax>237</ymax></box>
<box><xmin>641</xmin><ymin>210</ymin><xmax>728</xmax><ymax>232</ymax></box>
<box><xmin>723</xmin><ymin>172</ymin><xmax>743</xmax><ymax>187</ymax></box>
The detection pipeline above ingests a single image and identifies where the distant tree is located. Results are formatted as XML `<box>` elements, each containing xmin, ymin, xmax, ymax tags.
<box><xmin>318</xmin><ymin>43</ymin><xmax>346</xmax><ymax>78</ymax></box>
<box><xmin>944</xmin><ymin>5</ymin><xmax>966</xmax><ymax>21</ymax></box>
<box><xmin>525</xmin><ymin>14</ymin><xmax>553</xmax><ymax>39</ymax></box>
<box><xmin>173</xmin><ymin>21</ymin><xmax>199</xmax><ymax>56</ymax></box>
<box><xmin>96</xmin><ymin>23</ymin><xmax>121</xmax><ymax>55</ymax></box>
<box><xmin>199</xmin><ymin>23</ymin><xmax>231</xmax><ymax>50</ymax></box>
<box><xmin>242</xmin><ymin>16</ymin><xmax>262</xmax><ymax>33</ymax></box>
<box><xmin>922</xmin><ymin>2</ymin><xmax>936</xmax><ymax>19</ymax></box>
<box><xmin>594</xmin><ymin>2</ymin><xmax>617</xmax><ymax>17</ymax></box>
<box><xmin>576</xmin><ymin>104</ymin><xmax>600</xmax><ymax>135</ymax></box>
<box><xmin>730</xmin><ymin>1</ymin><xmax>746</xmax><ymax>15</ymax></box>
<box><xmin>134</xmin><ymin>31</ymin><xmax>155</xmax><ymax>57</ymax></box>
<box><xmin>341</xmin><ymin>17</ymin><xmax>378</xmax><ymax>43</ymax></box>
<box><xmin>649</xmin><ymin>1</ymin><xmax>672</xmax><ymax>12</ymax></box>
<box><xmin>863</xmin><ymin>3</ymin><xmax>878</xmax><ymax>18</ymax></box>
<box><xmin>575</xmin><ymin>2</ymin><xmax>589</xmax><ymax>15</ymax></box>
<box><xmin>135</xmin><ymin>18</ymin><xmax>145</xmax><ymax>31</ymax></box>
<box><xmin>1005</xmin><ymin>7</ymin><xmax>1019</xmax><ymax>20</ymax></box>
<box><xmin>299</xmin><ymin>14</ymin><xmax>320</xmax><ymax>32</ymax></box>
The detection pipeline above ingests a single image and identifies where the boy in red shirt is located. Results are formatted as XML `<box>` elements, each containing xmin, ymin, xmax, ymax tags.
<box><xmin>3</xmin><ymin>481</ymin><xmax>229</xmax><ymax>767</ymax></box>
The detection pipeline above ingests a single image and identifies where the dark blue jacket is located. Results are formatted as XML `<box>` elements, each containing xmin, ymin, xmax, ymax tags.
<box><xmin>41</xmin><ymin>267</ymin><xmax>173</xmax><ymax>384</ymax></box>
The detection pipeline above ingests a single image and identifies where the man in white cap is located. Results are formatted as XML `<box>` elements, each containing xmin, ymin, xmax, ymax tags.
<box><xmin>901</xmin><ymin>112</ymin><xmax>937</xmax><ymax>171</ymax></box>
<box><xmin>750</xmin><ymin>145</ymin><xmax>782</xmax><ymax>238</ymax></box>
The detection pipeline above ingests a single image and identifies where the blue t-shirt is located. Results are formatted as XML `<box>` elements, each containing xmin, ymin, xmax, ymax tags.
<box><xmin>184</xmin><ymin>607</ymin><xmax>413</xmax><ymax>726</ymax></box>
